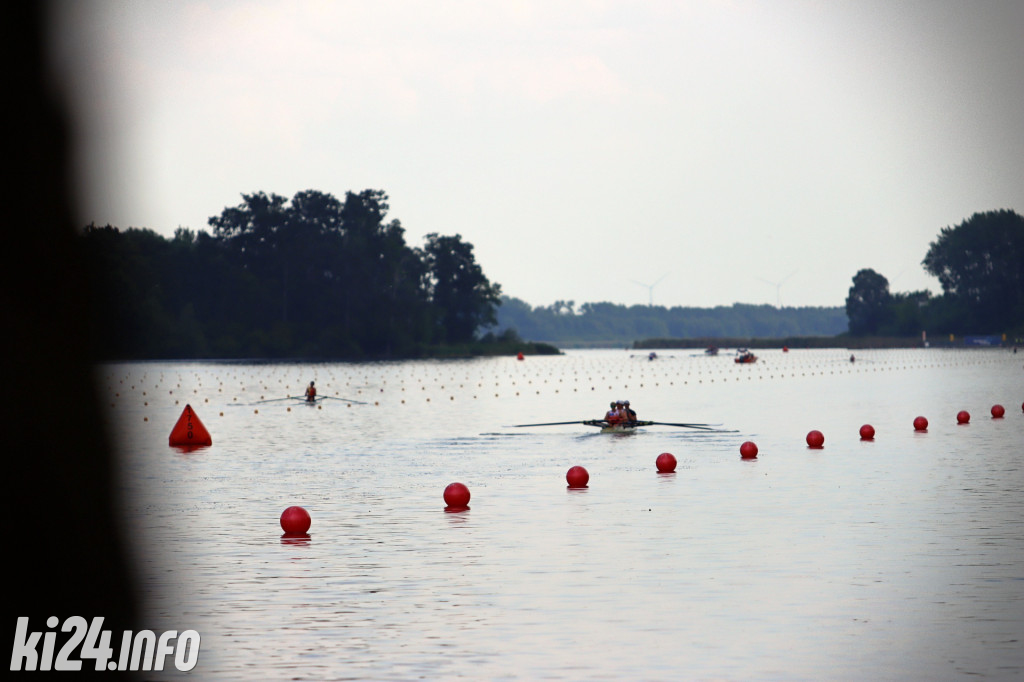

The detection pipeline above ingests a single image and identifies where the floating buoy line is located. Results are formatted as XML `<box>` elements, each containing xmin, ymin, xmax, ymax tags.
<box><xmin>102</xmin><ymin>349</ymin><xmax>1017</xmax><ymax>415</ymax></box>
<box><xmin>93</xmin><ymin>349</ymin><xmax>1022</xmax><ymax>536</ymax></box>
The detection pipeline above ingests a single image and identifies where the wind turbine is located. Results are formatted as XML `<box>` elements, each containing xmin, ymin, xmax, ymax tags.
<box><xmin>631</xmin><ymin>273</ymin><xmax>669</xmax><ymax>306</ymax></box>
<box><xmin>756</xmin><ymin>269</ymin><xmax>798</xmax><ymax>308</ymax></box>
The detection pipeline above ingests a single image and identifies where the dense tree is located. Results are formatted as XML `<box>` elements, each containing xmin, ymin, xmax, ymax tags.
<box><xmin>421</xmin><ymin>233</ymin><xmax>502</xmax><ymax>343</ymax></box>
<box><xmin>922</xmin><ymin>209</ymin><xmax>1024</xmax><ymax>332</ymax></box>
<box><xmin>208</xmin><ymin>191</ymin><xmax>290</xmax><ymax>275</ymax></box>
<box><xmin>209</xmin><ymin>191</ymin><xmax>325</xmax><ymax>332</ymax></box>
<box><xmin>845</xmin><ymin>269</ymin><xmax>892</xmax><ymax>335</ymax></box>
<box><xmin>204</xmin><ymin>189</ymin><xmax>428</xmax><ymax>355</ymax></box>
<box><xmin>840</xmin><ymin>210</ymin><xmax>1024</xmax><ymax>338</ymax></box>
<box><xmin>885</xmin><ymin>290</ymin><xmax>932</xmax><ymax>337</ymax></box>
<box><xmin>82</xmin><ymin>189</ymin><xmax>505</xmax><ymax>358</ymax></box>
<box><xmin>335</xmin><ymin>190</ymin><xmax>433</xmax><ymax>354</ymax></box>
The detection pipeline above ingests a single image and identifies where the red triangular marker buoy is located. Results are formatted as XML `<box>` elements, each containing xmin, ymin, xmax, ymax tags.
<box><xmin>169</xmin><ymin>404</ymin><xmax>212</xmax><ymax>447</ymax></box>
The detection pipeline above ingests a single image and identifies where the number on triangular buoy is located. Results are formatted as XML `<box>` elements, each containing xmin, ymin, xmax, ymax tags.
<box><xmin>169</xmin><ymin>404</ymin><xmax>212</xmax><ymax>447</ymax></box>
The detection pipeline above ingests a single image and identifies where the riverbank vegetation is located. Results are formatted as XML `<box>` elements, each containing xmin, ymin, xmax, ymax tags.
<box><xmin>82</xmin><ymin>197</ymin><xmax>1021</xmax><ymax>359</ymax></box>
<box><xmin>496</xmin><ymin>299</ymin><xmax>847</xmax><ymax>347</ymax></box>
<box><xmin>82</xmin><ymin>189</ymin><xmax>507</xmax><ymax>360</ymax></box>
<box><xmin>632</xmin><ymin>336</ymin><xmax>952</xmax><ymax>351</ymax></box>
<box><xmin>845</xmin><ymin>209</ymin><xmax>1023</xmax><ymax>340</ymax></box>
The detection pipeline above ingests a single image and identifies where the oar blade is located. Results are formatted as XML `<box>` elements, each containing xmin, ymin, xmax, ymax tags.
<box><xmin>647</xmin><ymin>421</ymin><xmax>721</xmax><ymax>431</ymax></box>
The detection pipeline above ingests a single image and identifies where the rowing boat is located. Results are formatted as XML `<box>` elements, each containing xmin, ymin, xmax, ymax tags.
<box><xmin>584</xmin><ymin>419</ymin><xmax>653</xmax><ymax>433</ymax></box>
<box><xmin>509</xmin><ymin>419</ymin><xmax>726</xmax><ymax>432</ymax></box>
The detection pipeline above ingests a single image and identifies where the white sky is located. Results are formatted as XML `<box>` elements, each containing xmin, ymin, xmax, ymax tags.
<box><xmin>49</xmin><ymin>0</ymin><xmax>1024</xmax><ymax>309</ymax></box>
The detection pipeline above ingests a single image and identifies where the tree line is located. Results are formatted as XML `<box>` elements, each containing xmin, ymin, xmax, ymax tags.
<box><xmin>846</xmin><ymin>209</ymin><xmax>1024</xmax><ymax>339</ymax></box>
<box><xmin>498</xmin><ymin>209</ymin><xmax>1023</xmax><ymax>347</ymax></box>
<box><xmin>496</xmin><ymin>299</ymin><xmax>847</xmax><ymax>346</ymax></box>
<box><xmin>82</xmin><ymin>189</ymin><xmax>502</xmax><ymax>359</ymax></box>
<box><xmin>81</xmin><ymin>194</ymin><xmax>1021</xmax><ymax>359</ymax></box>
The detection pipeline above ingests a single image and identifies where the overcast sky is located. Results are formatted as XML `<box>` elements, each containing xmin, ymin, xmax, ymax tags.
<box><xmin>50</xmin><ymin>0</ymin><xmax>1023</xmax><ymax>309</ymax></box>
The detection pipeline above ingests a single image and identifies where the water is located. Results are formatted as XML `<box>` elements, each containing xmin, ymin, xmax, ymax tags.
<box><xmin>103</xmin><ymin>348</ymin><xmax>1023</xmax><ymax>680</ymax></box>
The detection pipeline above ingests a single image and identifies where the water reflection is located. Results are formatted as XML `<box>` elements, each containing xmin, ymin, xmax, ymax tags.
<box><xmin>444</xmin><ymin>512</ymin><xmax>470</xmax><ymax>527</ymax></box>
<box><xmin>280</xmin><ymin>533</ymin><xmax>311</xmax><ymax>546</ymax></box>
<box><xmin>171</xmin><ymin>444</ymin><xmax>211</xmax><ymax>455</ymax></box>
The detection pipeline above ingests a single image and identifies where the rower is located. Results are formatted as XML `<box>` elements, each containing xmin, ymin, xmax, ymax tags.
<box><xmin>305</xmin><ymin>381</ymin><xmax>317</xmax><ymax>402</ymax></box>
<box><xmin>623</xmin><ymin>400</ymin><xmax>637</xmax><ymax>423</ymax></box>
<box><xmin>604</xmin><ymin>401</ymin><xmax>621</xmax><ymax>425</ymax></box>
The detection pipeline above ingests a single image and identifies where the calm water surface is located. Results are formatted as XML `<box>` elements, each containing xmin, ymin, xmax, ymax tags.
<box><xmin>104</xmin><ymin>348</ymin><xmax>1024</xmax><ymax>680</ymax></box>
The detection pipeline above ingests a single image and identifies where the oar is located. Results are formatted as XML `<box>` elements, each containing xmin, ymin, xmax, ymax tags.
<box><xmin>255</xmin><ymin>395</ymin><xmax>305</xmax><ymax>404</ymax></box>
<box><xmin>321</xmin><ymin>395</ymin><xmax>369</xmax><ymax>405</ymax></box>
<box><xmin>646</xmin><ymin>421</ymin><xmax>734</xmax><ymax>431</ymax></box>
<box><xmin>508</xmin><ymin>420</ymin><xmax>593</xmax><ymax>427</ymax></box>
<box><xmin>507</xmin><ymin>419</ymin><xmax>731</xmax><ymax>431</ymax></box>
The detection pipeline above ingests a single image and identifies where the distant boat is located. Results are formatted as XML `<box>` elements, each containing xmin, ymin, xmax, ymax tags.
<box><xmin>705</xmin><ymin>346</ymin><xmax>719</xmax><ymax>356</ymax></box>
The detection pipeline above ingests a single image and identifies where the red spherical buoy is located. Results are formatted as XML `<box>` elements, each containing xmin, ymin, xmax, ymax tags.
<box><xmin>566</xmin><ymin>465</ymin><xmax>589</xmax><ymax>489</ymax></box>
<box><xmin>443</xmin><ymin>482</ymin><xmax>471</xmax><ymax>510</ymax></box>
<box><xmin>957</xmin><ymin>410</ymin><xmax>970</xmax><ymax>424</ymax></box>
<box><xmin>806</xmin><ymin>430</ymin><xmax>824</xmax><ymax>449</ymax></box>
<box><xmin>913</xmin><ymin>416</ymin><xmax>928</xmax><ymax>431</ymax></box>
<box><xmin>739</xmin><ymin>441</ymin><xmax>758</xmax><ymax>458</ymax></box>
<box><xmin>280</xmin><ymin>506</ymin><xmax>311</xmax><ymax>535</ymax></box>
<box><xmin>991</xmin><ymin>404</ymin><xmax>1005</xmax><ymax>418</ymax></box>
<box><xmin>656</xmin><ymin>452</ymin><xmax>677</xmax><ymax>472</ymax></box>
<box><xmin>859</xmin><ymin>424</ymin><xmax>875</xmax><ymax>440</ymax></box>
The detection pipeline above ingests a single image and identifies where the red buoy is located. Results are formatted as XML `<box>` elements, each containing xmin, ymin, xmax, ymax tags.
<box><xmin>739</xmin><ymin>441</ymin><xmax>758</xmax><ymax>458</ymax></box>
<box><xmin>991</xmin><ymin>404</ymin><xmax>1005</xmax><ymax>418</ymax></box>
<box><xmin>566</xmin><ymin>465</ymin><xmax>589</xmax><ymax>489</ymax></box>
<box><xmin>443</xmin><ymin>482</ymin><xmax>471</xmax><ymax>511</ymax></box>
<box><xmin>957</xmin><ymin>410</ymin><xmax>970</xmax><ymax>424</ymax></box>
<box><xmin>859</xmin><ymin>424</ymin><xmax>875</xmax><ymax>440</ymax></box>
<box><xmin>806</xmin><ymin>430</ymin><xmax>824</xmax><ymax>449</ymax></box>
<box><xmin>913</xmin><ymin>416</ymin><xmax>928</xmax><ymax>431</ymax></box>
<box><xmin>280</xmin><ymin>506</ymin><xmax>311</xmax><ymax>535</ymax></box>
<box><xmin>656</xmin><ymin>452</ymin><xmax>677</xmax><ymax>472</ymax></box>
<box><xmin>168</xmin><ymin>404</ymin><xmax>212</xmax><ymax>447</ymax></box>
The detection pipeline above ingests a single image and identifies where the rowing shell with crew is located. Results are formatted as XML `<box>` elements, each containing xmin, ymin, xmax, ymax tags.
<box><xmin>511</xmin><ymin>419</ymin><xmax>729</xmax><ymax>433</ymax></box>
<box><xmin>585</xmin><ymin>419</ymin><xmax>657</xmax><ymax>433</ymax></box>
<box><xmin>510</xmin><ymin>399</ymin><xmax>733</xmax><ymax>433</ymax></box>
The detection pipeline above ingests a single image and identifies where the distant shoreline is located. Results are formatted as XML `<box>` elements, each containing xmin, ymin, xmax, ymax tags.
<box><xmin>633</xmin><ymin>335</ymin><xmax>1016</xmax><ymax>350</ymax></box>
<box><xmin>94</xmin><ymin>339</ymin><xmax>564</xmax><ymax>363</ymax></box>
<box><xmin>92</xmin><ymin>335</ymin><xmax>1021</xmax><ymax>362</ymax></box>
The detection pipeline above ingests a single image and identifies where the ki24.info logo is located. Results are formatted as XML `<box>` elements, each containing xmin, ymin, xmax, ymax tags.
<box><xmin>11</xmin><ymin>617</ymin><xmax>200</xmax><ymax>672</ymax></box>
